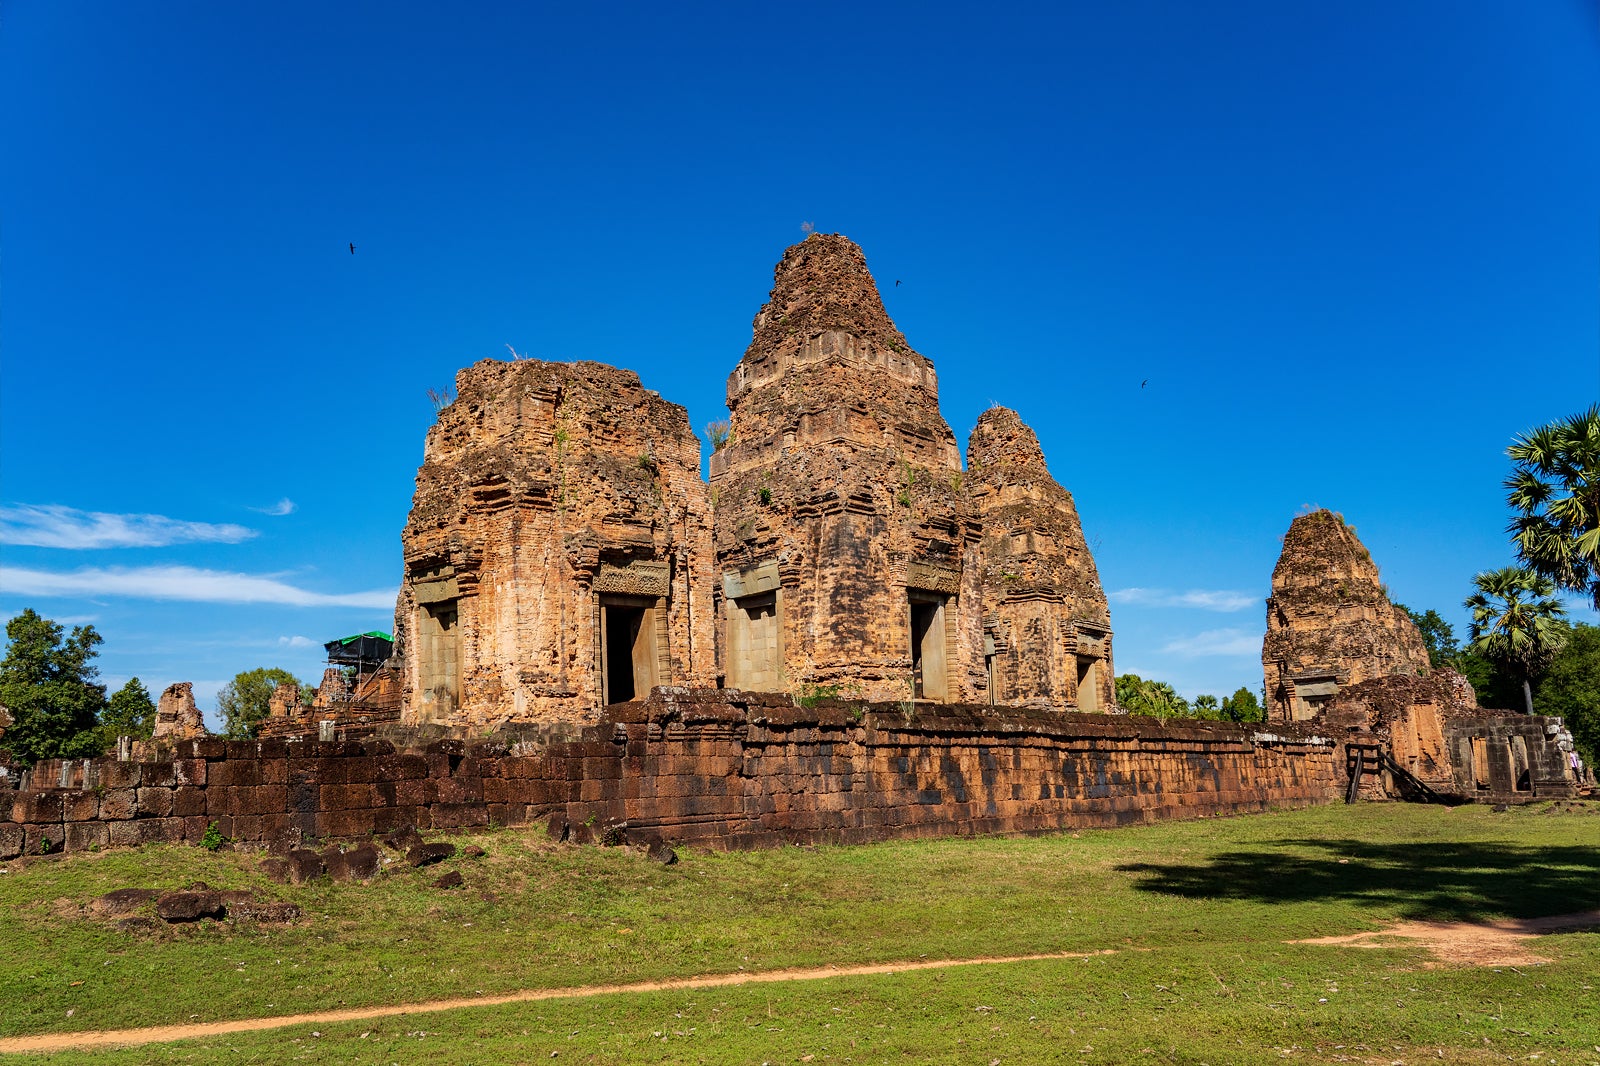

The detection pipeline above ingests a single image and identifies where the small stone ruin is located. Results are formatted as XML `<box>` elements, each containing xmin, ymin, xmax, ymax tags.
<box><xmin>1263</xmin><ymin>509</ymin><xmax>1431</xmax><ymax>721</ymax></box>
<box><xmin>1262</xmin><ymin>508</ymin><xmax>1579</xmax><ymax>802</ymax></box>
<box><xmin>151</xmin><ymin>682</ymin><xmax>205</xmax><ymax>742</ymax></box>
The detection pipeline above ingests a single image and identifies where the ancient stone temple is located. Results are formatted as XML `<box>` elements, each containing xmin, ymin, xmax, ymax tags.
<box><xmin>392</xmin><ymin>234</ymin><xmax>1110</xmax><ymax>723</ymax></box>
<box><xmin>708</xmin><ymin>234</ymin><xmax>983</xmax><ymax>703</ymax></box>
<box><xmin>1262</xmin><ymin>509</ymin><xmax>1429</xmax><ymax>721</ymax></box>
<box><xmin>968</xmin><ymin>407</ymin><xmax>1114</xmax><ymax>709</ymax></box>
<box><xmin>395</xmin><ymin>359</ymin><xmax>715</xmax><ymax>727</ymax></box>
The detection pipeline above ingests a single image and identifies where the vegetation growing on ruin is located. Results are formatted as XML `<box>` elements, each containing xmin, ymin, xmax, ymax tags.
<box><xmin>789</xmin><ymin>679</ymin><xmax>865</xmax><ymax>710</ymax></box>
<box><xmin>3</xmin><ymin>804</ymin><xmax>1599</xmax><ymax>1061</ymax></box>
<box><xmin>704</xmin><ymin>420</ymin><xmax>731</xmax><ymax>452</ymax></box>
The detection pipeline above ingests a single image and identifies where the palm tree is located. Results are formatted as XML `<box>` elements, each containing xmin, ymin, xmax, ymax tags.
<box><xmin>1464</xmin><ymin>567</ymin><xmax>1569</xmax><ymax>714</ymax></box>
<box><xmin>1506</xmin><ymin>405</ymin><xmax>1600</xmax><ymax>609</ymax></box>
<box><xmin>1137</xmin><ymin>679</ymin><xmax>1189</xmax><ymax>720</ymax></box>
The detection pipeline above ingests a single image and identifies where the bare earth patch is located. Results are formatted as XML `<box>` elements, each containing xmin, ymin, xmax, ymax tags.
<box><xmin>1293</xmin><ymin>909</ymin><xmax>1600</xmax><ymax>968</ymax></box>
<box><xmin>0</xmin><ymin>950</ymin><xmax>1115</xmax><ymax>1054</ymax></box>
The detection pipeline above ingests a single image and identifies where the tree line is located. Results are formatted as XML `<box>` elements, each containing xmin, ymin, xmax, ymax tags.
<box><xmin>1445</xmin><ymin>404</ymin><xmax>1598</xmax><ymax>763</ymax></box>
<box><xmin>1112</xmin><ymin>674</ymin><xmax>1265</xmax><ymax>723</ymax></box>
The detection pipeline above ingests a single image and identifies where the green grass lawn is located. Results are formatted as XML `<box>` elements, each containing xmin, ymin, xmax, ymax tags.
<box><xmin>4</xmin><ymin>801</ymin><xmax>1599</xmax><ymax>1064</ymax></box>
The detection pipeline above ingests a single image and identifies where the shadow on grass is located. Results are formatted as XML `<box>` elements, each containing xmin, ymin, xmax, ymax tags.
<box><xmin>1117</xmin><ymin>837</ymin><xmax>1600</xmax><ymax>921</ymax></box>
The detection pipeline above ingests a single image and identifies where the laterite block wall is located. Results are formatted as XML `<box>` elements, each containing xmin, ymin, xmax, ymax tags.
<box><xmin>2</xmin><ymin>691</ymin><xmax>1341</xmax><ymax>859</ymax></box>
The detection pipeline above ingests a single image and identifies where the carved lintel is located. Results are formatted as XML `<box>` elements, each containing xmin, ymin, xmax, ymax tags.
<box><xmin>594</xmin><ymin>560</ymin><xmax>671</xmax><ymax>597</ymax></box>
<box><xmin>1071</xmin><ymin>620</ymin><xmax>1111</xmax><ymax>657</ymax></box>
<box><xmin>905</xmin><ymin>560</ymin><xmax>962</xmax><ymax>595</ymax></box>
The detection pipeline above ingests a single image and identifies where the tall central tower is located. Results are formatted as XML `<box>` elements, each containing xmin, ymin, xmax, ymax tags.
<box><xmin>709</xmin><ymin>234</ymin><xmax>983</xmax><ymax>701</ymax></box>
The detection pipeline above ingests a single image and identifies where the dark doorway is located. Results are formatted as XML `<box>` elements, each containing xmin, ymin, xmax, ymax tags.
<box><xmin>604</xmin><ymin>604</ymin><xmax>646</xmax><ymax>703</ymax></box>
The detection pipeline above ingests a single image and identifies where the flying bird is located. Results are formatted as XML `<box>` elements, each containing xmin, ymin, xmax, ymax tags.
<box><xmin>349</xmin><ymin>243</ymin><xmax>356</xmax><ymax>255</ymax></box>
<box><xmin>895</xmin><ymin>279</ymin><xmax>901</xmax><ymax>287</ymax></box>
<box><xmin>1140</xmin><ymin>379</ymin><xmax>1148</xmax><ymax>388</ymax></box>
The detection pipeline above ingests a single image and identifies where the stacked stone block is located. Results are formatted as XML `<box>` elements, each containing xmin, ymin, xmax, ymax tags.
<box><xmin>2</xmin><ymin>692</ymin><xmax>1343</xmax><ymax>861</ymax></box>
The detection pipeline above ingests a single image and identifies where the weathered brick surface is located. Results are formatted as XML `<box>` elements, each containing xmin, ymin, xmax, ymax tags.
<box><xmin>1</xmin><ymin>696</ymin><xmax>1348</xmax><ymax>856</ymax></box>
<box><xmin>153</xmin><ymin>682</ymin><xmax>206</xmax><ymax>742</ymax></box>
<box><xmin>969</xmin><ymin>408</ymin><xmax>1115</xmax><ymax>711</ymax></box>
<box><xmin>711</xmin><ymin>234</ymin><xmax>983</xmax><ymax>703</ymax></box>
<box><xmin>395</xmin><ymin>358</ymin><xmax>716</xmax><ymax>729</ymax></box>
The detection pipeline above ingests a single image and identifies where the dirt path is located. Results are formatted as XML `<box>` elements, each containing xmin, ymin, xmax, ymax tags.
<box><xmin>1293</xmin><ymin>909</ymin><xmax>1600</xmax><ymax>968</ymax></box>
<box><xmin>11</xmin><ymin>910</ymin><xmax>1598</xmax><ymax>1055</ymax></box>
<box><xmin>0</xmin><ymin>950</ymin><xmax>1116</xmax><ymax>1054</ymax></box>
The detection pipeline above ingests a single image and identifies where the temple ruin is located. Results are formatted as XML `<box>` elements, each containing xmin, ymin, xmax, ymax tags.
<box><xmin>968</xmin><ymin>407</ymin><xmax>1114</xmax><ymax>710</ymax></box>
<box><xmin>709</xmin><ymin>234</ymin><xmax>986</xmax><ymax>703</ymax></box>
<box><xmin>151</xmin><ymin>683</ymin><xmax>205</xmax><ymax>742</ymax></box>
<box><xmin>395</xmin><ymin>359</ymin><xmax>715</xmax><ymax>728</ymax></box>
<box><xmin>1262</xmin><ymin>508</ymin><xmax>1579</xmax><ymax>803</ymax></box>
<box><xmin>4</xmin><ymin>237</ymin><xmax>1584</xmax><ymax>865</ymax></box>
<box><xmin>396</xmin><ymin>233</ymin><xmax>1110</xmax><ymax>722</ymax></box>
<box><xmin>1263</xmin><ymin>509</ymin><xmax>1430</xmax><ymax>721</ymax></box>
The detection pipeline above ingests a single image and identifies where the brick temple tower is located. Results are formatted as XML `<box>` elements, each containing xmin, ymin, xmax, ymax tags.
<box><xmin>967</xmin><ymin>407</ymin><xmax>1115</xmax><ymax>710</ymax></box>
<box><xmin>396</xmin><ymin>359</ymin><xmax>716</xmax><ymax>728</ymax></box>
<box><xmin>708</xmin><ymin>234</ymin><xmax>985</xmax><ymax>702</ymax></box>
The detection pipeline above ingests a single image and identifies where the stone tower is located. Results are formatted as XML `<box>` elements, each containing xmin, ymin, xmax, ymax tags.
<box><xmin>967</xmin><ymin>407</ymin><xmax>1115</xmax><ymax>711</ymax></box>
<box><xmin>396</xmin><ymin>358</ymin><xmax>715</xmax><ymax>728</ymax></box>
<box><xmin>708</xmin><ymin>234</ymin><xmax>984</xmax><ymax>702</ymax></box>
<box><xmin>1262</xmin><ymin>509</ymin><xmax>1429</xmax><ymax>721</ymax></box>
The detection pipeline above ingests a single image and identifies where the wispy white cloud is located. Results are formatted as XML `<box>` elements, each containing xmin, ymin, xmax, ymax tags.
<box><xmin>0</xmin><ymin>565</ymin><xmax>395</xmax><ymax>609</ymax></box>
<box><xmin>0</xmin><ymin>504</ymin><xmax>256</xmax><ymax>549</ymax></box>
<box><xmin>1159</xmin><ymin>628</ymin><xmax>1261</xmax><ymax>658</ymax></box>
<box><xmin>1109</xmin><ymin>587</ymin><xmax>1258</xmax><ymax>612</ymax></box>
<box><xmin>250</xmin><ymin>498</ymin><xmax>297</xmax><ymax>517</ymax></box>
<box><xmin>278</xmin><ymin>635</ymin><xmax>319</xmax><ymax>648</ymax></box>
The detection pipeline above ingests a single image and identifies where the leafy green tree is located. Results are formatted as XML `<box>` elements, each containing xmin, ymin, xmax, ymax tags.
<box><xmin>0</xmin><ymin>609</ymin><xmax>108</xmax><ymax>765</ymax></box>
<box><xmin>1191</xmin><ymin>694</ymin><xmax>1221</xmax><ymax>720</ymax></box>
<box><xmin>1506</xmin><ymin>405</ymin><xmax>1600</xmax><ymax>609</ymax></box>
<box><xmin>1401</xmin><ymin>606</ymin><xmax>1460</xmax><ymax>668</ymax></box>
<box><xmin>101</xmin><ymin>677</ymin><xmax>156</xmax><ymax>742</ymax></box>
<box><xmin>1452</xmin><ymin>649</ymin><xmax>1523</xmax><ymax>712</ymax></box>
<box><xmin>1464</xmin><ymin>567</ymin><xmax>1568</xmax><ymax>715</ymax></box>
<box><xmin>1221</xmin><ymin>686</ymin><xmax>1264</xmax><ymax>723</ymax></box>
<box><xmin>218</xmin><ymin>667</ymin><xmax>304</xmax><ymax>739</ymax></box>
<box><xmin>1532</xmin><ymin>623</ymin><xmax>1600</xmax><ymax>766</ymax></box>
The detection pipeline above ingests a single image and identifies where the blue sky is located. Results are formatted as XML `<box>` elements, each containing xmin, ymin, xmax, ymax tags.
<box><xmin>2</xmin><ymin>2</ymin><xmax>1596</xmax><ymax>724</ymax></box>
